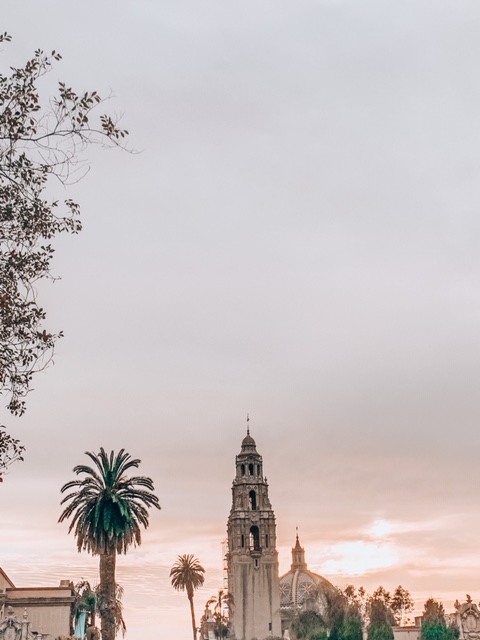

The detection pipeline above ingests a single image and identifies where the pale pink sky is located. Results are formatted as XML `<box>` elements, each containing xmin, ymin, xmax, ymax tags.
<box><xmin>3</xmin><ymin>1</ymin><xmax>480</xmax><ymax>639</ymax></box>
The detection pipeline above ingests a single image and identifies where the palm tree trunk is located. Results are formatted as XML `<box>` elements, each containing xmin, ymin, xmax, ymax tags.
<box><xmin>99</xmin><ymin>551</ymin><xmax>117</xmax><ymax>640</ymax></box>
<box><xmin>189</xmin><ymin>594</ymin><xmax>197</xmax><ymax>640</ymax></box>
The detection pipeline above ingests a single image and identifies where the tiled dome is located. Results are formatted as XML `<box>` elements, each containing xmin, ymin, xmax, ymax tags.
<box><xmin>279</xmin><ymin>535</ymin><xmax>336</xmax><ymax>614</ymax></box>
<box><xmin>241</xmin><ymin>433</ymin><xmax>257</xmax><ymax>450</ymax></box>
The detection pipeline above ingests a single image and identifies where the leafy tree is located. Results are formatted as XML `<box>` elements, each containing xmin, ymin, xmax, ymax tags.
<box><xmin>367</xmin><ymin>588</ymin><xmax>395</xmax><ymax>640</ymax></box>
<box><xmin>328</xmin><ymin>586</ymin><xmax>363</xmax><ymax>640</ymax></box>
<box><xmin>343</xmin><ymin>609</ymin><xmax>364</xmax><ymax>640</ymax></box>
<box><xmin>324</xmin><ymin>587</ymin><xmax>348</xmax><ymax>640</ymax></box>
<box><xmin>289</xmin><ymin>585</ymin><xmax>364</xmax><ymax>640</ymax></box>
<box><xmin>368</xmin><ymin>623</ymin><xmax>394</xmax><ymax>640</ymax></box>
<box><xmin>0</xmin><ymin>33</ymin><xmax>127</xmax><ymax>469</ymax></box>
<box><xmin>170</xmin><ymin>554</ymin><xmax>206</xmax><ymax>640</ymax></box>
<box><xmin>59</xmin><ymin>448</ymin><xmax>160</xmax><ymax>640</ymax></box>
<box><xmin>343</xmin><ymin>585</ymin><xmax>369</xmax><ymax>626</ymax></box>
<box><xmin>391</xmin><ymin>586</ymin><xmax>414</xmax><ymax>626</ymax></box>
<box><xmin>290</xmin><ymin>610</ymin><xmax>327</xmax><ymax>640</ymax></box>
<box><xmin>421</xmin><ymin>599</ymin><xmax>459</xmax><ymax>640</ymax></box>
<box><xmin>423</xmin><ymin>599</ymin><xmax>445</xmax><ymax>623</ymax></box>
<box><xmin>446</xmin><ymin>626</ymin><xmax>459</xmax><ymax>640</ymax></box>
<box><xmin>0</xmin><ymin>424</ymin><xmax>24</xmax><ymax>481</ymax></box>
<box><xmin>371</xmin><ymin>587</ymin><xmax>392</xmax><ymax>610</ymax></box>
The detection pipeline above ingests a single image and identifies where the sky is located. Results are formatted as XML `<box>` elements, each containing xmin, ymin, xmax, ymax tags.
<box><xmin>2</xmin><ymin>0</ymin><xmax>480</xmax><ymax>638</ymax></box>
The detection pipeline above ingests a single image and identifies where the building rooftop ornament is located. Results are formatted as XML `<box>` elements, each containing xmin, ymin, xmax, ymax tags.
<box><xmin>279</xmin><ymin>533</ymin><xmax>336</xmax><ymax>613</ymax></box>
<box><xmin>455</xmin><ymin>598</ymin><xmax>480</xmax><ymax>640</ymax></box>
<box><xmin>291</xmin><ymin>528</ymin><xmax>307</xmax><ymax>572</ymax></box>
<box><xmin>0</xmin><ymin>606</ymin><xmax>43</xmax><ymax>640</ymax></box>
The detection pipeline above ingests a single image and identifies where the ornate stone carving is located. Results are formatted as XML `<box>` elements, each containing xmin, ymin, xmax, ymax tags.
<box><xmin>0</xmin><ymin>607</ymin><xmax>22</xmax><ymax>640</ymax></box>
<box><xmin>457</xmin><ymin>601</ymin><xmax>480</xmax><ymax>640</ymax></box>
<box><xmin>0</xmin><ymin>607</ymin><xmax>46</xmax><ymax>640</ymax></box>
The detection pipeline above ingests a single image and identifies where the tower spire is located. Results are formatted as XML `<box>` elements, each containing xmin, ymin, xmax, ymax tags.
<box><xmin>291</xmin><ymin>528</ymin><xmax>307</xmax><ymax>571</ymax></box>
<box><xmin>247</xmin><ymin>413</ymin><xmax>250</xmax><ymax>436</ymax></box>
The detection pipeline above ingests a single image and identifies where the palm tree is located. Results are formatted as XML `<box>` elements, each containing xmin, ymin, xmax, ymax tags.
<box><xmin>73</xmin><ymin>579</ymin><xmax>97</xmax><ymax>629</ymax></box>
<box><xmin>206</xmin><ymin>590</ymin><xmax>234</xmax><ymax>639</ymax></box>
<box><xmin>59</xmin><ymin>448</ymin><xmax>160</xmax><ymax>640</ymax></box>
<box><xmin>207</xmin><ymin>589</ymin><xmax>234</xmax><ymax>616</ymax></box>
<box><xmin>73</xmin><ymin>579</ymin><xmax>127</xmax><ymax>638</ymax></box>
<box><xmin>170</xmin><ymin>554</ymin><xmax>206</xmax><ymax>640</ymax></box>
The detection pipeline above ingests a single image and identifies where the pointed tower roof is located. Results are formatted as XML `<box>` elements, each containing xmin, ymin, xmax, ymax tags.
<box><xmin>291</xmin><ymin>530</ymin><xmax>307</xmax><ymax>571</ymax></box>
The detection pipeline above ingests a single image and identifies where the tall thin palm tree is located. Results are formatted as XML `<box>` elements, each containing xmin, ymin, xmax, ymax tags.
<box><xmin>207</xmin><ymin>589</ymin><xmax>234</xmax><ymax>617</ymax></box>
<box><xmin>59</xmin><ymin>448</ymin><xmax>160</xmax><ymax>640</ymax></box>
<box><xmin>170</xmin><ymin>554</ymin><xmax>206</xmax><ymax>640</ymax></box>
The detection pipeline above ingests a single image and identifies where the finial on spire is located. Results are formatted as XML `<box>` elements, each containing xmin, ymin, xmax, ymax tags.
<box><xmin>296</xmin><ymin>526</ymin><xmax>299</xmax><ymax>543</ymax></box>
<box><xmin>247</xmin><ymin>413</ymin><xmax>250</xmax><ymax>436</ymax></box>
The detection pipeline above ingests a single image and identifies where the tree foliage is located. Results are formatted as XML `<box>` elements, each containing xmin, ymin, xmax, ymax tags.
<box><xmin>338</xmin><ymin>588</ymin><xmax>365</xmax><ymax>640</ymax></box>
<box><xmin>0</xmin><ymin>423</ymin><xmax>24</xmax><ymax>479</ymax></box>
<box><xmin>289</xmin><ymin>587</ymin><xmax>363</xmax><ymax>640</ymax></box>
<box><xmin>292</xmin><ymin>584</ymin><xmax>412</xmax><ymax>640</ymax></box>
<box><xmin>290</xmin><ymin>610</ymin><xmax>327</xmax><ymax>640</ymax></box>
<box><xmin>391</xmin><ymin>586</ymin><xmax>414</xmax><ymax>626</ymax></box>
<box><xmin>0</xmin><ymin>33</ymin><xmax>128</xmax><ymax>472</ymax></box>
<box><xmin>324</xmin><ymin>587</ymin><xmax>349</xmax><ymax>640</ymax></box>
<box><xmin>343</xmin><ymin>585</ymin><xmax>368</xmax><ymax>621</ymax></box>
<box><xmin>206</xmin><ymin>590</ymin><xmax>234</xmax><ymax>639</ymax></box>
<box><xmin>73</xmin><ymin>578</ymin><xmax>126</xmax><ymax>638</ymax></box>
<box><xmin>367</xmin><ymin>588</ymin><xmax>395</xmax><ymax>640</ymax></box>
<box><xmin>368</xmin><ymin>623</ymin><xmax>394</xmax><ymax>640</ymax></box>
<box><xmin>59</xmin><ymin>449</ymin><xmax>159</xmax><ymax>640</ymax></box>
<box><xmin>421</xmin><ymin>599</ymin><xmax>459</xmax><ymax>640</ymax></box>
<box><xmin>423</xmin><ymin>599</ymin><xmax>446</xmax><ymax>624</ymax></box>
<box><xmin>342</xmin><ymin>611</ymin><xmax>363</xmax><ymax>640</ymax></box>
<box><xmin>59</xmin><ymin>448</ymin><xmax>159</xmax><ymax>554</ymax></box>
<box><xmin>170</xmin><ymin>554</ymin><xmax>206</xmax><ymax>640</ymax></box>
<box><xmin>73</xmin><ymin>578</ymin><xmax>97</xmax><ymax>628</ymax></box>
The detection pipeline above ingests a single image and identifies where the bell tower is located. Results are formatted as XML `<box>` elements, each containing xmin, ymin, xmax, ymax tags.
<box><xmin>226</xmin><ymin>420</ymin><xmax>281</xmax><ymax>640</ymax></box>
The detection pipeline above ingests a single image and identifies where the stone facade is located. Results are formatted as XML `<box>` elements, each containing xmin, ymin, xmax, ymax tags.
<box><xmin>0</xmin><ymin>569</ymin><xmax>74</xmax><ymax>639</ymax></box>
<box><xmin>226</xmin><ymin>430</ymin><xmax>281</xmax><ymax>640</ymax></box>
<box><xmin>455</xmin><ymin>600</ymin><xmax>480</xmax><ymax>640</ymax></box>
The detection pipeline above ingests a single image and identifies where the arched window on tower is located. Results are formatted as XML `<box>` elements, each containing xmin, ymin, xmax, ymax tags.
<box><xmin>249</xmin><ymin>525</ymin><xmax>260</xmax><ymax>552</ymax></box>
<box><xmin>249</xmin><ymin>490</ymin><xmax>257</xmax><ymax>511</ymax></box>
<box><xmin>249</xmin><ymin>463</ymin><xmax>254</xmax><ymax>476</ymax></box>
<box><xmin>241</xmin><ymin>464</ymin><xmax>245</xmax><ymax>476</ymax></box>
